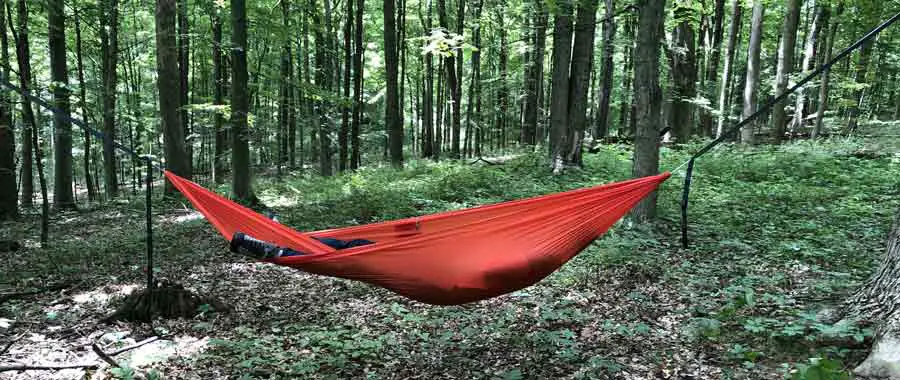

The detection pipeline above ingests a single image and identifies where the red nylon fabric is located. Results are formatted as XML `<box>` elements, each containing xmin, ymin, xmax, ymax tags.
<box><xmin>165</xmin><ymin>171</ymin><xmax>669</xmax><ymax>305</ymax></box>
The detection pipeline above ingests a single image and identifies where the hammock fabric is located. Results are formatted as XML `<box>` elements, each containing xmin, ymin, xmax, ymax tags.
<box><xmin>165</xmin><ymin>171</ymin><xmax>669</xmax><ymax>305</ymax></box>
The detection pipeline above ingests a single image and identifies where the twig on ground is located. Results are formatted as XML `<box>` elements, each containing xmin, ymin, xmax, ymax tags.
<box><xmin>0</xmin><ymin>282</ymin><xmax>75</xmax><ymax>305</ymax></box>
<box><xmin>108</xmin><ymin>336</ymin><xmax>159</xmax><ymax>356</ymax></box>
<box><xmin>91</xmin><ymin>343</ymin><xmax>121</xmax><ymax>368</ymax></box>
<box><xmin>0</xmin><ymin>363</ymin><xmax>99</xmax><ymax>372</ymax></box>
<box><xmin>0</xmin><ymin>335</ymin><xmax>22</xmax><ymax>357</ymax></box>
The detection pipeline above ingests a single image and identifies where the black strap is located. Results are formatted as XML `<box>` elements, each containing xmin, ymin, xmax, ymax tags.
<box><xmin>679</xmin><ymin>11</ymin><xmax>900</xmax><ymax>248</ymax></box>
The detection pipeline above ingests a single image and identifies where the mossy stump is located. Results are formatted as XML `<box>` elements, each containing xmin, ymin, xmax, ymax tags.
<box><xmin>104</xmin><ymin>282</ymin><xmax>227</xmax><ymax>323</ymax></box>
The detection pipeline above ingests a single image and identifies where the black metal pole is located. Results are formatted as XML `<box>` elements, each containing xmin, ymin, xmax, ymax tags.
<box><xmin>146</xmin><ymin>159</ymin><xmax>154</xmax><ymax>290</ymax></box>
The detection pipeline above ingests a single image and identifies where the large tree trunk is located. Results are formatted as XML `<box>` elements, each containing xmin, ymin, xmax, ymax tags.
<box><xmin>177</xmin><ymin>0</ymin><xmax>191</xmax><ymax>171</ymax></box>
<box><xmin>351</xmin><ymin>0</ymin><xmax>364</xmax><ymax>169</ymax></box>
<box><xmin>716</xmin><ymin>0</ymin><xmax>741</xmax><ymax>138</ymax></box>
<box><xmin>564</xmin><ymin>0</ymin><xmax>598</xmax><ymax>167</ymax></box>
<box><xmin>838</xmin><ymin>207</ymin><xmax>900</xmax><ymax>378</ymax></box>
<box><xmin>14</xmin><ymin>0</ymin><xmax>32</xmax><ymax>208</ymax></box>
<box><xmin>770</xmin><ymin>0</ymin><xmax>801</xmax><ymax>143</ymax></box>
<box><xmin>100</xmin><ymin>0</ymin><xmax>120</xmax><ymax>199</ymax></box>
<box><xmin>667</xmin><ymin>4</ymin><xmax>697</xmax><ymax>143</ymax></box>
<box><xmin>0</xmin><ymin>0</ymin><xmax>14</xmax><ymax>220</ymax></box>
<box><xmin>157</xmin><ymin>0</ymin><xmax>190</xmax><ymax>194</ymax></box>
<box><xmin>384</xmin><ymin>0</ymin><xmax>403</xmax><ymax>168</ymax></box>
<box><xmin>212</xmin><ymin>11</ymin><xmax>226</xmax><ymax>184</ymax></box>
<box><xmin>740</xmin><ymin>0</ymin><xmax>764</xmax><ymax>144</ymax></box>
<box><xmin>593</xmin><ymin>0</ymin><xmax>615</xmax><ymax>140</ymax></box>
<box><xmin>630</xmin><ymin>0</ymin><xmax>665</xmax><ymax>223</ymax></box>
<box><xmin>791</xmin><ymin>4</ymin><xmax>823</xmax><ymax>136</ymax></box>
<box><xmin>73</xmin><ymin>5</ymin><xmax>96</xmax><ymax>201</ymax></box>
<box><xmin>49</xmin><ymin>0</ymin><xmax>75</xmax><ymax>209</ymax></box>
<box><xmin>548</xmin><ymin>1</ymin><xmax>573</xmax><ymax>169</ymax></box>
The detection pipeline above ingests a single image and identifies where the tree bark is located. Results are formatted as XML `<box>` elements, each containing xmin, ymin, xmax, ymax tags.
<box><xmin>351</xmin><ymin>0</ymin><xmax>364</xmax><ymax>169</ymax></box>
<box><xmin>339</xmin><ymin>0</ymin><xmax>351</xmax><ymax>172</ymax></box>
<box><xmin>771</xmin><ymin>0</ymin><xmax>801</xmax><ymax>143</ymax></box>
<box><xmin>73</xmin><ymin>5</ymin><xmax>96</xmax><ymax>201</ymax></box>
<box><xmin>436</xmin><ymin>0</ymin><xmax>460</xmax><ymax>159</ymax></box>
<box><xmin>564</xmin><ymin>0</ymin><xmax>598</xmax><ymax>166</ymax></box>
<box><xmin>0</xmin><ymin>0</ymin><xmax>14</xmax><ymax>220</ymax></box>
<box><xmin>465</xmin><ymin>0</ymin><xmax>485</xmax><ymax>156</ymax></box>
<box><xmin>700</xmin><ymin>0</ymin><xmax>726</xmax><ymax>137</ymax></box>
<box><xmin>496</xmin><ymin>9</ymin><xmax>509</xmax><ymax>153</ymax></box>
<box><xmin>521</xmin><ymin>0</ymin><xmax>546</xmax><ymax>146</ymax></box>
<box><xmin>716</xmin><ymin>0</ymin><xmax>741</xmax><ymax>138</ymax></box>
<box><xmin>231</xmin><ymin>0</ymin><xmax>251</xmax><ymax>199</ymax></box>
<box><xmin>740</xmin><ymin>0</ymin><xmax>764</xmax><ymax>144</ymax></box>
<box><xmin>48</xmin><ymin>0</ymin><xmax>75</xmax><ymax>209</ymax></box>
<box><xmin>157</xmin><ymin>0</ymin><xmax>190</xmax><ymax>194</ymax></box>
<box><xmin>99</xmin><ymin>0</ymin><xmax>120</xmax><ymax>198</ymax></box>
<box><xmin>14</xmin><ymin>0</ymin><xmax>32</xmax><ymax>208</ymax></box>
<box><xmin>593</xmin><ymin>0</ymin><xmax>615</xmax><ymax>140</ymax></box>
<box><xmin>177</xmin><ymin>0</ymin><xmax>191</xmax><ymax>171</ymax></box>
<box><xmin>630</xmin><ymin>0</ymin><xmax>665</xmax><ymax>223</ymax></box>
<box><xmin>667</xmin><ymin>4</ymin><xmax>697</xmax><ymax>143</ymax></box>
<box><xmin>212</xmin><ymin>10</ymin><xmax>226</xmax><ymax>184</ymax></box>
<box><xmin>791</xmin><ymin>4</ymin><xmax>823</xmax><ymax>136</ymax></box>
<box><xmin>548</xmin><ymin>1</ymin><xmax>573</xmax><ymax>169</ymax></box>
<box><xmin>384</xmin><ymin>0</ymin><xmax>403</xmax><ymax>168</ymax></box>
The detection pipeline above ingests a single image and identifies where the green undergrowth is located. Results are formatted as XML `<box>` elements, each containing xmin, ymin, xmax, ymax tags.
<box><xmin>5</xmin><ymin>138</ymin><xmax>900</xmax><ymax>379</ymax></box>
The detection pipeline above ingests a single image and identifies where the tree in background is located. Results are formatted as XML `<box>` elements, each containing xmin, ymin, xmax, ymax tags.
<box><xmin>157</xmin><ymin>0</ymin><xmax>191</xmax><ymax>194</ymax></box>
<box><xmin>231</xmin><ymin>0</ymin><xmax>252</xmax><ymax>200</ymax></box>
<box><xmin>630</xmin><ymin>0</ymin><xmax>665</xmax><ymax>222</ymax></box>
<box><xmin>740</xmin><ymin>0</ymin><xmax>763</xmax><ymax>144</ymax></box>
<box><xmin>101</xmin><ymin>0</ymin><xmax>120</xmax><ymax>198</ymax></box>
<box><xmin>770</xmin><ymin>0</ymin><xmax>801</xmax><ymax>143</ymax></box>
<box><xmin>0</xmin><ymin>0</ymin><xmax>14</xmax><ymax>220</ymax></box>
<box><xmin>385</xmin><ymin>0</ymin><xmax>403</xmax><ymax>168</ymax></box>
<box><xmin>48</xmin><ymin>0</ymin><xmax>74</xmax><ymax>209</ymax></box>
<box><xmin>667</xmin><ymin>1</ymin><xmax>697</xmax><ymax>143</ymax></box>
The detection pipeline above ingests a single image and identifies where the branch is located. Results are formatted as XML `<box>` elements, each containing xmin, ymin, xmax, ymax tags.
<box><xmin>108</xmin><ymin>336</ymin><xmax>159</xmax><ymax>356</ymax></box>
<box><xmin>91</xmin><ymin>343</ymin><xmax>120</xmax><ymax>368</ymax></box>
<box><xmin>0</xmin><ymin>363</ymin><xmax>99</xmax><ymax>372</ymax></box>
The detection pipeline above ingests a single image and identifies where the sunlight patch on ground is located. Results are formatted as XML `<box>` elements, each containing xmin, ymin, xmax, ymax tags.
<box><xmin>72</xmin><ymin>284</ymin><xmax>139</xmax><ymax>305</ymax></box>
<box><xmin>258</xmin><ymin>191</ymin><xmax>300</xmax><ymax>208</ymax></box>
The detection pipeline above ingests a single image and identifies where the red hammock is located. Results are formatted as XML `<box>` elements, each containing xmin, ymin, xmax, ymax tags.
<box><xmin>165</xmin><ymin>171</ymin><xmax>669</xmax><ymax>305</ymax></box>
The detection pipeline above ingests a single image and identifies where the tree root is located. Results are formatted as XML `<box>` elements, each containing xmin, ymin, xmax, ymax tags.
<box><xmin>102</xmin><ymin>282</ymin><xmax>227</xmax><ymax>323</ymax></box>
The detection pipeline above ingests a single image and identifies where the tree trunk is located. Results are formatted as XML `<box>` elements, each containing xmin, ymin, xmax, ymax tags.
<box><xmin>700</xmin><ymin>0</ymin><xmax>726</xmax><ymax>137</ymax></box>
<box><xmin>177</xmin><ymin>0</ymin><xmax>191</xmax><ymax>171</ymax></box>
<box><xmin>618</xmin><ymin>18</ymin><xmax>635</xmax><ymax>138</ymax></box>
<box><xmin>630</xmin><ymin>0</ymin><xmax>665</xmax><ymax>223</ymax></box>
<box><xmin>437</xmin><ymin>0</ymin><xmax>460</xmax><ymax>159</ymax></box>
<box><xmin>771</xmin><ymin>0</ymin><xmax>801</xmax><ymax>143</ymax></box>
<box><xmin>157</xmin><ymin>0</ymin><xmax>190</xmax><ymax>194</ymax></box>
<box><xmin>564</xmin><ymin>0</ymin><xmax>598</xmax><ymax>167</ymax></box>
<box><xmin>278</xmin><ymin>0</ymin><xmax>291</xmax><ymax>176</ymax></box>
<box><xmin>73</xmin><ymin>5</ymin><xmax>96</xmax><ymax>201</ymax></box>
<box><xmin>548</xmin><ymin>1</ymin><xmax>573</xmax><ymax>169</ymax></box>
<box><xmin>0</xmin><ymin>0</ymin><xmax>14</xmax><ymax>220</ymax></box>
<box><xmin>384</xmin><ymin>0</ymin><xmax>403</xmax><ymax>168</ymax></box>
<box><xmin>791</xmin><ymin>4</ymin><xmax>823</xmax><ymax>136</ymax></box>
<box><xmin>835</xmin><ymin>206</ymin><xmax>900</xmax><ymax>378</ymax></box>
<box><xmin>15</xmin><ymin>0</ymin><xmax>32</xmax><ymax>208</ymax></box>
<box><xmin>741</xmin><ymin>0</ymin><xmax>764</xmax><ymax>144</ymax></box>
<box><xmin>212</xmin><ymin>11</ymin><xmax>226</xmax><ymax>184</ymax></box>
<box><xmin>465</xmin><ymin>0</ymin><xmax>485</xmax><ymax>156</ymax></box>
<box><xmin>846</xmin><ymin>39</ymin><xmax>873</xmax><ymax>134</ymax></box>
<box><xmin>100</xmin><ymin>0</ymin><xmax>120</xmax><ymax>199</ymax></box>
<box><xmin>812</xmin><ymin>6</ymin><xmax>840</xmax><ymax>138</ymax></box>
<box><xmin>716</xmin><ymin>0</ymin><xmax>741</xmax><ymax>138</ymax></box>
<box><xmin>593</xmin><ymin>0</ymin><xmax>615</xmax><ymax>140</ymax></box>
<box><xmin>351</xmin><ymin>0</ymin><xmax>364</xmax><ymax>169</ymax></box>
<box><xmin>667</xmin><ymin>4</ymin><xmax>697</xmax><ymax>143</ymax></box>
<box><xmin>521</xmin><ymin>0</ymin><xmax>545</xmax><ymax>146</ymax></box>
<box><xmin>339</xmin><ymin>0</ymin><xmax>351</xmax><ymax>172</ymax></box>
<box><xmin>496</xmin><ymin>9</ymin><xmax>509</xmax><ymax>153</ymax></box>
<box><xmin>312</xmin><ymin>0</ymin><xmax>334</xmax><ymax>175</ymax></box>
<box><xmin>48</xmin><ymin>0</ymin><xmax>74</xmax><ymax>209</ymax></box>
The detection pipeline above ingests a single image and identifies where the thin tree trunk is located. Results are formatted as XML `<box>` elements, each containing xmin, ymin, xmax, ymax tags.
<box><xmin>631</xmin><ymin>0</ymin><xmax>665</xmax><ymax>222</ymax></box>
<box><xmin>771</xmin><ymin>0</ymin><xmax>801</xmax><ymax>143</ymax></box>
<box><xmin>339</xmin><ymin>0</ymin><xmax>351</xmax><ymax>172</ymax></box>
<box><xmin>13</xmin><ymin>0</ymin><xmax>31</xmax><ymax>208</ymax></box>
<box><xmin>48</xmin><ymin>0</ymin><xmax>74</xmax><ymax>209</ymax></box>
<box><xmin>351</xmin><ymin>0</ymin><xmax>364</xmax><ymax>169</ymax></box>
<box><xmin>72</xmin><ymin>6</ymin><xmax>96</xmax><ymax>202</ymax></box>
<box><xmin>716</xmin><ymin>0</ymin><xmax>741</xmax><ymax>138</ymax></box>
<box><xmin>496</xmin><ymin>9</ymin><xmax>509</xmax><ymax>154</ymax></box>
<box><xmin>846</xmin><ymin>39</ymin><xmax>874</xmax><ymax>133</ymax></box>
<box><xmin>791</xmin><ymin>4</ymin><xmax>823</xmax><ymax>136</ymax></box>
<box><xmin>212</xmin><ymin>11</ymin><xmax>226</xmax><ymax>184</ymax></box>
<box><xmin>436</xmin><ymin>0</ymin><xmax>460</xmax><ymax>159</ymax></box>
<box><xmin>385</xmin><ymin>0</ymin><xmax>403</xmax><ymax>170</ymax></box>
<box><xmin>741</xmin><ymin>0</ymin><xmax>764</xmax><ymax>144</ymax></box>
<box><xmin>593</xmin><ymin>0</ymin><xmax>615</xmax><ymax>140</ymax></box>
<box><xmin>158</xmin><ymin>0</ymin><xmax>190</xmax><ymax>194</ymax></box>
<box><xmin>667</xmin><ymin>4</ymin><xmax>698</xmax><ymax>143</ymax></box>
<box><xmin>565</xmin><ymin>0</ymin><xmax>598</xmax><ymax>166</ymax></box>
<box><xmin>700</xmin><ymin>0</ymin><xmax>726</xmax><ymax>136</ymax></box>
<box><xmin>465</xmin><ymin>0</ymin><xmax>485</xmax><ymax>157</ymax></box>
<box><xmin>813</xmin><ymin>5</ymin><xmax>839</xmax><ymax>139</ymax></box>
<box><xmin>522</xmin><ymin>0</ymin><xmax>546</xmax><ymax>145</ymax></box>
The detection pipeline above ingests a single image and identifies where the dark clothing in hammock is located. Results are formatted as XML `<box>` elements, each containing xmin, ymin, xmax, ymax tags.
<box><xmin>230</xmin><ymin>231</ymin><xmax>373</xmax><ymax>258</ymax></box>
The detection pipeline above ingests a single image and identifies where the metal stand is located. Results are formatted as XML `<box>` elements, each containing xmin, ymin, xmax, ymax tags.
<box><xmin>145</xmin><ymin>159</ymin><xmax>154</xmax><ymax>289</ymax></box>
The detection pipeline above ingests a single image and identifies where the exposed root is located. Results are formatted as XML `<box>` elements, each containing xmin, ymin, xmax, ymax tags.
<box><xmin>103</xmin><ymin>282</ymin><xmax>228</xmax><ymax>323</ymax></box>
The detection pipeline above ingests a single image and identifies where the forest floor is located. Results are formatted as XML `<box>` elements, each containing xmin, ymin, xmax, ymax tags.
<box><xmin>2</xmin><ymin>136</ymin><xmax>900</xmax><ymax>380</ymax></box>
